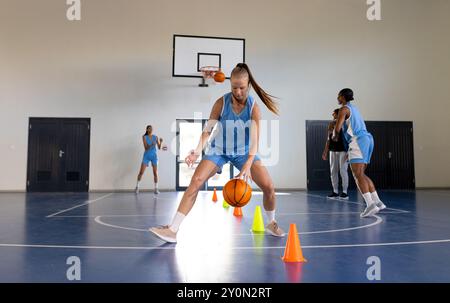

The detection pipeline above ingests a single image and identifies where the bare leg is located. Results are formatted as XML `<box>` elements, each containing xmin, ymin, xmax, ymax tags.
<box><xmin>363</xmin><ymin>164</ymin><xmax>376</xmax><ymax>193</ymax></box>
<box><xmin>250</xmin><ymin>160</ymin><xmax>285</xmax><ymax>236</ymax></box>
<box><xmin>137</xmin><ymin>163</ymin><xmax>146</xmax><ymax>181</ymax></box>
<box><xmin>149</xmin><ymin>159</ymin><xmax>219</xmax><ymax>242</ymax></box>
<box><xmin>177</xmin><ymin>159</ymin><xmax>218</xmax><ymax>215</ymax></box>
<box><xmin>250</xmin><ymin>160</ymin><xmax>275</xmax><ymax>211</ymax></box>
<box><xmin>152</xmin><ymin>164</ymin><xmax>158</xmax><ymax>184</ymax></box>
<box><xmin>350</xmin><ymin>163</ymin><xmax>370</xmax><ymax>194</ymax></box>
<box><xmin>151</xmin><ymin>164</ymin><xmax>160</xmax><ymax>193</ymax></box>
<box><xmin>351</xmin><ymin>163</ymin><xmax>381</xmax><ymax>218</ymax></box>
<box><xmin>135</xmin><ymin>163</ymin><xmax>147</xmax><ymax>193</ymax></box>
<box><xmin>363</xmin><ymin>164</ymin><xmax>385</xmax><ymax>209</ymax></box>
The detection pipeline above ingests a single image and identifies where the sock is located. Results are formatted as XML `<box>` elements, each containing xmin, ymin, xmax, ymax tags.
<box><xmin>370</xmin><ymin>191</ymin><xmax>381</xmax><ymax>203</ymax></box>
<box><xmin>343</xmin><ymin>189</ymin><xmax>348</xmax><ymax>194</ymax></box>
<box><xmin>333</xmin><ymin>188</ymin><xmax>338</xmax><ymax>194</ymax></box>
<box><xmin>136</xmin><ymin>180</ymin><xmax>141</xmax><ymax>188</ymax></box>
<box><xmin>154</xmin><ymin>182</ymin><xmax>158</xmax><ymax>190</ymax></box>
<box><xmin>169</xmin><ymin>212</ymin><xmax>185</xmax><ymax>233</ymax></box>
<box><xmin>265</xmin><ymin>210</ymin><xmax>276</xmax><ymax>223</ymax></box>
<box><xmin>362</xmin><ymin>192</ymin><xmax>375</xmax><ymax>207</ymax></box>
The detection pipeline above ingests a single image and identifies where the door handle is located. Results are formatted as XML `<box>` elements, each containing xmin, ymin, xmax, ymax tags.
<box><xmin>59</xmin><ymin>150</ymin><xmax>65</xmax><ymax>158</ymax></box>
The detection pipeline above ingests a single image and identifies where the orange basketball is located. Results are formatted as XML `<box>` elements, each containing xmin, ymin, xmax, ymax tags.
<box><xmin>214</xmin><ymin>71</ymin><xmax>226</xmax><ymax>83</ymax></box>
<box><xmin>222</xmin><ymin>179</ymin><xmax>252</xmax><ymax>207</ymax></box>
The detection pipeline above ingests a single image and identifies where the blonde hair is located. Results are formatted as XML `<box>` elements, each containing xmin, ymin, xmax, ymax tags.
<box><xmin>231</xmin><ymin>63</ymin><xmax>279</xmax><ymax>115</ymax></box>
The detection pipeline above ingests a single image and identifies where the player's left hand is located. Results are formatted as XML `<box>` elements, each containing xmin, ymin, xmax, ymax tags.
<box><xmin>235</xmin><ymin>164</ymin><xmax>252</xmax><ymax>183</ymax></box>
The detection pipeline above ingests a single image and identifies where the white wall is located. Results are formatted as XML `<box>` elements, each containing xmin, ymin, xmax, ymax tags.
<box><xmin>1</xmin><ymin>0</ymin><xmax>449</xmax><ymax>191</ymax></box>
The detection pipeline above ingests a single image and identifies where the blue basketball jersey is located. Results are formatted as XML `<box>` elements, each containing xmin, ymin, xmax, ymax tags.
<box><xmin>342</xmin><ymin>103</ymin><xmax>370</xmax><ymax>143</ymax></box>
<box><xmin>144</xmin><ymin>135</ymin><xmax>157</xmax><ymax>155</ymax></box>
<box><xmin>208</xmin><ymin>92</ymin><xmax>255</xmax><ymax>156</ymax></box>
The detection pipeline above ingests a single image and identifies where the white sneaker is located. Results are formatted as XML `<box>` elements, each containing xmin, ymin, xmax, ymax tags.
<box><xmin>266</xmin><ymin>221</ymin><xmax>286</xmax><ymax>237</ymax></box>
<box><xmin>360</xmin><ymin>203</ymin><xmax>380</xmax><ymax>218</ymax></box>
<box><xmin>376</xmin><ymin>201</ymin><xmax>387</xmax><ymax>210</ymax></box>
<box><xmin>154</xmin><ymin>189</ymin><xmax>160</xmax><ymax>194</ymax></box>
<box><xmin>149</xmin><ymin>226</ymin><xmax>177</xmax><ymax>243</ymax></box>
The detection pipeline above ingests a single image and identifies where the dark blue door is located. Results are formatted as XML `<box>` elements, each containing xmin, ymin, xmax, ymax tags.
<box><xmin>306</xmin><ymin>120</ymin><xmax>415</xmax><ymax>190</ymax></box>
<box><xmin>27</xmin><ymin>118</ymin><xmax>90</xmax><ymax>192</ymax></box>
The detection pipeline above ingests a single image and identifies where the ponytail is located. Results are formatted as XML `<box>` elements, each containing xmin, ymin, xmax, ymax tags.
<box><xmin>231</xmin><ymin>63</ymin><xmax>279</xmax><ymax>115</ymax></box>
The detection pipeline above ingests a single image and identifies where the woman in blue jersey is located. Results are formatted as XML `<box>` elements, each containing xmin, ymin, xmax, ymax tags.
<box><xmin>135</xmin><ymin>125</ymin><xmax>164</xmax><ymax>194</ymax></box>
<box><xmin>333</xmin><ymin>88</ymin><xmax>387</xmax><ymax>218</ymax></box>
<box><xmin>149</xmin><ymin>63</ymin><xmax>285</xmax><ymax>243</ymax></box>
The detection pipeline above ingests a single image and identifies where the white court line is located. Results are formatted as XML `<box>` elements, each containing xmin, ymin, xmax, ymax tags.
<box><xmin>241</xmin><ymin>215</ymin><xmax>383</xmax><ymax>236</ymax></box>
<box><xmin>46</xmin><ymin>193</ymin><xmax>114</xmax><ymax>218</ymax></box>
<box><xmin>94</xmin><ymin>216</ymin><xmax>149</xmax><ymax>232</ymax></box>
<box><xmin>253</xmin><ymin>192</ymin><xmax>291</xmax><ymax>196</ymax></box>
<box><xmin>93</xmin><ymin>215</ymin><xmax>383</xmax><ymax>236</ymax></box>
<box><xmin>277</xmin><ymin>211</ymin><xmax>404</xmax><ymax>215</ymax></box>
<box><xmin>298</xmin><ymin>192</ymin><xmax>410</xmax><ymax>213</ymax></box>
<box><xmin>1</xmin><ymin>238</ymin><xmax>450</xmax><ymax>250</ymax></box>
<box><xmin>54</xmin><ymin>211</ymin><xmax>404</xmax><ymax>218</ymax></box>
<box><xmin>47</xmin><ymin>192</ymin><xmax>409</xmax><ymax>219</ymax></box>
<box><xmin>53</xmin><ymin>214</ymin><xmax>172</xmax><ymax>218</ymax></box>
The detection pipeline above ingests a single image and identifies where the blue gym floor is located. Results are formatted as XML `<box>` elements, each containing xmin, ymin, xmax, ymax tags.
<box><xmin>0</xmin><ymin>189</ymin><xmax>449</xmax><ymax>283</ymax></box>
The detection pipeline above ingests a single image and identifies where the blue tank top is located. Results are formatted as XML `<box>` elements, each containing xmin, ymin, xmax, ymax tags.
<box><xmin>342</xmin><ymin>103</ymin><xmax>370</xmax><ymax>143</ymax></box>
<box><xmin>208</xmin><ymin>92</ymin><xmax>255</xmax><ymax>156</ymax></box>
<box><xmin>144</xmin><ymin>135</ymin><xmax>157</xmax><ymax>155</ymax></box>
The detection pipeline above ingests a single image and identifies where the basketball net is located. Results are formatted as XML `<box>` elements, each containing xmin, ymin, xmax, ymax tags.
<box><xmin>199</xmin><ymin>66</ymin><xmax>220</xmax><ymax>87</ymax></box>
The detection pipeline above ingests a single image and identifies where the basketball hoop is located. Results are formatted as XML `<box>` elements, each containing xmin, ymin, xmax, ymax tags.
<box><xmin>199</xmin><ymin>66</ymin><xmax>220</xmax><ymax>87</ymax></box>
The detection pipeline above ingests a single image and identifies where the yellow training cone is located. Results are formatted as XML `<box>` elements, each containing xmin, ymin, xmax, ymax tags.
<box><xmin>252</xmin><ymin>206</ymin><xmax>265</xmax><ymax>232</ymax></box>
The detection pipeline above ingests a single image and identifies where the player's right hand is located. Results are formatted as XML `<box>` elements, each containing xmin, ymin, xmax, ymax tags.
<box><xmin>185</xmin><ymin>150</ymin><xmax>200</xmax><ymax>167</ymax></box>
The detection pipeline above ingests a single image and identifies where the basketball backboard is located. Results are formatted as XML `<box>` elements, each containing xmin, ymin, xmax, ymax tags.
<box><xmin>172</xmin><ymin>34</ymin><xmax>245</xmax><ymax>79</ymax></box>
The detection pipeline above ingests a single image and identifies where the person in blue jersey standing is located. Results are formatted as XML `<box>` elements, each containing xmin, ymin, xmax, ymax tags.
<box><xmin>149</xmin><ymin>63</ymin><xmax>285</xmax><ymax>243</ymax></box>
<box><xmin>333</xmin><ymin>88</ymin><xmax>387</xmax><ymax>217</ymax></box>
<box><xmin>135</xmin><ymin>125</ymin><xmax>165</xmax><ymax>194</ymax></box>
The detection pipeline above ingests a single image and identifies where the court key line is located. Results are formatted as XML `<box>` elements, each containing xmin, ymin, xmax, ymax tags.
<box><xmin>2</xmin><ymin>191</ymin><xmax>441</xmax><ymax>250</ymax></box>
<box><xmin>46</xmin><ymin>193</ymin><xmax>114</xmax><ymax>218</ymax></box>
<box><xmin>93</xmin><ymin>214</ymin><xmax>383</xmax><ymax>236</ymax></box>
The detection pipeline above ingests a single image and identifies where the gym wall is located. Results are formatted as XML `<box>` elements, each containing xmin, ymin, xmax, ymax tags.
<box><xmin>1</xmin><ymin>0</ymin><xmax>449</xmax><ymax>191</ymax></box>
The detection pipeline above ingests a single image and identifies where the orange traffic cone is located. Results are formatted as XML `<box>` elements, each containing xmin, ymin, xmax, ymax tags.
<box><xmin>212</xmin><ymin>188</ymin><xmax>218</xmax><ymax>202</ymax></box>
<box><xmin>233</xmin><ymin>207</ymin><xmax>243</xmax><ymax>217</ymax></box>
<box><xmin>281</xmin><ymin>223</ymin><xmax>307</xmax><ymax>263</ymax></box>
